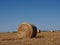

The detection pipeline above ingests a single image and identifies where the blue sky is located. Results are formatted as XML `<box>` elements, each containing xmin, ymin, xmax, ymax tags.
<box><xmin>0</xmin><ymin>0</ymin><xmax>60</xmax><ymax>32</ymax></box>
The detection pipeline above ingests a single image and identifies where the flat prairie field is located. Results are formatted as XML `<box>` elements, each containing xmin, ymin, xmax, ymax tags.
<box><xmin>0</xmin><ymin>32</ymin><xmax>60</xmax><ymax>45</ymax></box>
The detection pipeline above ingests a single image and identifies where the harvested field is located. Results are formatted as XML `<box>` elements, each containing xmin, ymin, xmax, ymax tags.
<box><xmin>0</xmin><ymin>32</ymin><xmax>60</xmax><ymax>45</ymax></box>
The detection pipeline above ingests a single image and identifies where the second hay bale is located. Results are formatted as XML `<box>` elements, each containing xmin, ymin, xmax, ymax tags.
<box><xmin>17</xmin><ymin>23</ymin><xmax>37</xmax><ymax>39</ymax></box>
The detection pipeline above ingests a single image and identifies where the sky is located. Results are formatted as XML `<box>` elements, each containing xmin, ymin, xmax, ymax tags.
<box><xmin>0</xmin><ymin>0</ymin><xmax>60</xmax><ymax>32</ymax></box>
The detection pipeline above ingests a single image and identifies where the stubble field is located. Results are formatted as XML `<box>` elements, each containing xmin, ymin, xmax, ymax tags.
<box><xmin>0</xmin><ymin>32</ymin><xmax>60</xmax><ymax>45</ymax></box>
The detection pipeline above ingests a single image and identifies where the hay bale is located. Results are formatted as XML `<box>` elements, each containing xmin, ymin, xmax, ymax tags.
<box><xmin>50</xmin><ymin>30</ymin><xmax>54</xmax><ymax>32</ymax></box>
<box><xmin>39</xmin><ymin>30</ymin><xmax>41</xmax><ymax>33</ymax></box>
<box><xmin>37</xmin><ymin>29</ymin><xmax>40</xmax><ymax>33</ymax></box>
<box><xmin>17</xmin><ymin>22</ymin><xmax>37</xmax><ymax>39</ymax></box>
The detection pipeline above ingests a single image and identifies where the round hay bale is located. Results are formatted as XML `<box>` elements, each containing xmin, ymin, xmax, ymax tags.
<box><xmin>50</xmin><ymin>30</ymin><xmax>54</xmax><ymax>32</ymax></box>
<box><xmin>39</xmin><ymin>30</ymin><xmax>40</xmax><ymax>33</ymax></box>
<box><xmin>37</xmin><ymin>29</ymin><xmax>41</xmax><ymax>33</ymax></box>
<box><xmin>17</xmin><ymin>22</ymin><xmax>37</xmax><ymax>39</ymax></box>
